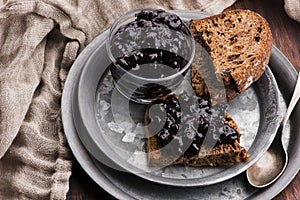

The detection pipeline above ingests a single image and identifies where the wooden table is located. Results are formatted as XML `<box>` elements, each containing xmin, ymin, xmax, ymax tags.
<box><xmin>67</xmin><ymin>0</ymin><xmax>300</xmax><ymax>199</ymax></box>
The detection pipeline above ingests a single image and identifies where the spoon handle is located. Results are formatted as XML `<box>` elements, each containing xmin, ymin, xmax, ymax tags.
<box><xmin>282</xmin><ymin>72</ymin><xmax>300</xmax><ymax>128</ymax></box>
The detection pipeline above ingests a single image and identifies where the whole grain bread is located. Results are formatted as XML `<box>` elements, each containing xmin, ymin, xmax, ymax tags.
<box><xmin>145</xmin><ymin>95</ymin><xmax>249</xmax><ymax>167</ymax></box>
<box><xmin>190</xmin><ymin>9</ymin><xmax>273</xmax><ymax>101</ymax></box>
<box><xmin>145</xmin><ymin>9</ymin><xmax>271</xmax><ymax>167</ymax></box>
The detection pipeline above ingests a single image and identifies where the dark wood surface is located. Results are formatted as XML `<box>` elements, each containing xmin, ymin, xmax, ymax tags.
<box><xmin>66</xmin><ymin>0</ymin><xmax>300</xmax><ymax>199</ymax></box>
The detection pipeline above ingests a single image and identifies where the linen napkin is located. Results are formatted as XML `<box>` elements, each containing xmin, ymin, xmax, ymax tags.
<box><xmin>0</xmin><ymin>0</ymin><xmax>236</xmax><ymax>199</ymax></box>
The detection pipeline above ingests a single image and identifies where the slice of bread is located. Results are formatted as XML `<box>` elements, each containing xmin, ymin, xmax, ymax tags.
<box><xmin>145</xmin><ymin>94</ymin><xmax>249</xmax><ymax>167</ymax></box>
<box><xmin>145</xmin><ymin>9</ymin><xmax>271</xmax><ymax>167</ymax></box>
<box><xmin>190</xmin><ymin>9</ymin><xmax>273</xmax><ymax>101</ymax></box>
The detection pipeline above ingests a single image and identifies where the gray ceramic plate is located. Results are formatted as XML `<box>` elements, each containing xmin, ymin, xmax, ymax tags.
<box><xmin>62</xmin><ymin>10</ymin><xmax>300</xmax><ymax>199</ymax></box>
<box><xmin>72</xmin><ymin>11</ymin><xmax>281</xmax><ymax>187</ymax></box>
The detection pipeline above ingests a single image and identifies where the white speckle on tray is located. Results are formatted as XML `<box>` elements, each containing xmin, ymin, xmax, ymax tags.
<box><xmin>133</xmin><ymin>123</ymin><xmax>145</xmax><ymax>139</ymax></box>
<box><xmin>101</xmin><ymin>75</ymin><xmax>113</xmax><ymax>94</ymax></box>
<box><xmin>122</xmin><ymin>133</ymin><xmax>135</xmax><ymax>143</ymax></box>
<box><xmin>119</xmin><ymin>121</ymin><xmax>133</xmax><ymax>135</ymax></box>
<box><xmin>127</xmin><ymin>151</ymin><xmax>148</xmax><ymax>170</ymax></box>
<box><xmin>122</xmin><ymin>122</ymin><xmax>147</xmax><ymax>143</ymax></box>
<box><xmin>107</xmin><ymin>121</ymin><xmax>124</xmax><ymax>133</ymax></box>
<box><xmin>122</xmin><ymin>127</ymin><xmax>135</xmax><ymax>143</ymax></box>
<box><xmin>100</xmin><ymin>100</ymin><xmax>110</xmax><ymax>111</ymax></box>
<box><xmin>160</xmin><ymin>165</ymin><xmax>206</xmax><ymax>179</ymax></box>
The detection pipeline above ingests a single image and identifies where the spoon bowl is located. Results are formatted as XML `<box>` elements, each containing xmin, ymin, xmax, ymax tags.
<box><xmin>246</xmin><ymin>126</ymin><xmax>288</xmax><ymax>187</ymax></box>
<box><xmin>246</xmin><ymin>71</ymin><xmax>300</xmax><ymax>188</ymax></box>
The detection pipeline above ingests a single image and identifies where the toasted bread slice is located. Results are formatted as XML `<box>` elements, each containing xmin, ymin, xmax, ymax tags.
<box><xmin>145</xmin><ymin>94</ymin><xmax>249</xmax><ymax>167</ymax></box>
<box><xmin>190</xmin><ymin>9</ymin><xmax>273</xmax><ymax>101</ymax></box>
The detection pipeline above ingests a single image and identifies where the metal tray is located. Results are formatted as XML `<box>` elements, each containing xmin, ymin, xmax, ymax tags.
<box><xmin>73</xmin><ymin>11</ymin><xmax>281</xmax><ymax>187</ymax></box>
<box><xmin>62</xmin><ymin>10</ymin><xmax>300</xmax><ymax>199</ymax></box>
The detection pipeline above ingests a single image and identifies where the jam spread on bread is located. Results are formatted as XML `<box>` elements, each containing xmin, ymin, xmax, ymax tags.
<box><xmin>146</xmin><ymin>93</ymin><xmax>239</xmax><ymax>158</ymax></box>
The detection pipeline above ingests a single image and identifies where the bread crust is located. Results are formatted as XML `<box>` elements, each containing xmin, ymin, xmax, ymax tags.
<box><xmin>190</xmin><ymin>9</ymin><xmax>273</xmax><ymax>101</ymax></box>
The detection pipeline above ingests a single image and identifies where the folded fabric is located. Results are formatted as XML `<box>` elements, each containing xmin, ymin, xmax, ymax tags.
<box><xmin>0</xmin><ymin>0</ymin><xmax>236</xmax><ymax>199</ymax></box>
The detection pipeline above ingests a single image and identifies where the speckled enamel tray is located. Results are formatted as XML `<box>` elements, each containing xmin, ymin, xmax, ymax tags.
<box><xmin>62</xmin><ymin>10</ymin><xmax>300</xmax><ymax>199</ymax></box>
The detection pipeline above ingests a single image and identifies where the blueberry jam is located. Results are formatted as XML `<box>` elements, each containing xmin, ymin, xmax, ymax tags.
<box><xmin>136</xmin><ymin>9</ymin><xmax>182</xmax><ymax>31</ymax></box>
<box><xmin>115</xmin><ymin>48</ymin><xmax>188</xmax><ymax>78</ymax></box>
<box><xmin>147</xmin><ymin>93</ymin><xmax>239</xmax><ymax>157</ymax></box>
<box><xmin>147</xmin><ymin>95</ymin><xmax>182</xmax><ymax>147</ymax></box>
<box><xmin>110</xmin><ymin>9</ymin><xmax>190</xmax><ymax>79</ymax></box>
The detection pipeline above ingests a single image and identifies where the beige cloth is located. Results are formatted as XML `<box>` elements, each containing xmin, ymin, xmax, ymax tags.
<box><xmin>0</xmin><ymin>0</ymin><xmax>235</xmax><ymax>199</ymax></box>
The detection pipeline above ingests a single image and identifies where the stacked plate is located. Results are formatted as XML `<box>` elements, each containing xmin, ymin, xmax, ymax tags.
<box><xmin>61</xmin><ymin>11</ymin><xmax>300</xmax><ymax>200</ymax></box>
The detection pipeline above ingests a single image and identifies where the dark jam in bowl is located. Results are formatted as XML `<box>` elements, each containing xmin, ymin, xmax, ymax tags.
<box><xmin>147</xmin><ymin>93</ymin><xmax>239</xmax><ymax>158</ymax></box>
<box><xmin>114</xmin><ymin>48</ymin><xmax>188</xmax><ymax>79</ymax></box>
<box><xmin>107</xmin><ymin>9</ymin><xmax>194</xmax><ymax>103</ymax></box>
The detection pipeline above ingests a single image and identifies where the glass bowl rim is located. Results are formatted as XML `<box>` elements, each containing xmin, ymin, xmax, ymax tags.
<box><xmin>105</xmin><ymin>8</ymin><xmax>196</xmax><ymax>82</ymax></box>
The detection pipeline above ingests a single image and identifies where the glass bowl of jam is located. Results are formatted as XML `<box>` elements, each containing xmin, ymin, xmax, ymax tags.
<box><xmin>106</xmin><ymin>9</ymin><xmax>195</xmax><ymax>104</ymax></box>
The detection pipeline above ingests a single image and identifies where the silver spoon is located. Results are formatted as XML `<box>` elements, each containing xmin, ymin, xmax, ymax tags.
<box><xmin>246</xmin><ymin>71</ymin><xmax>300</xmax><ymax>188</ymax></box>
